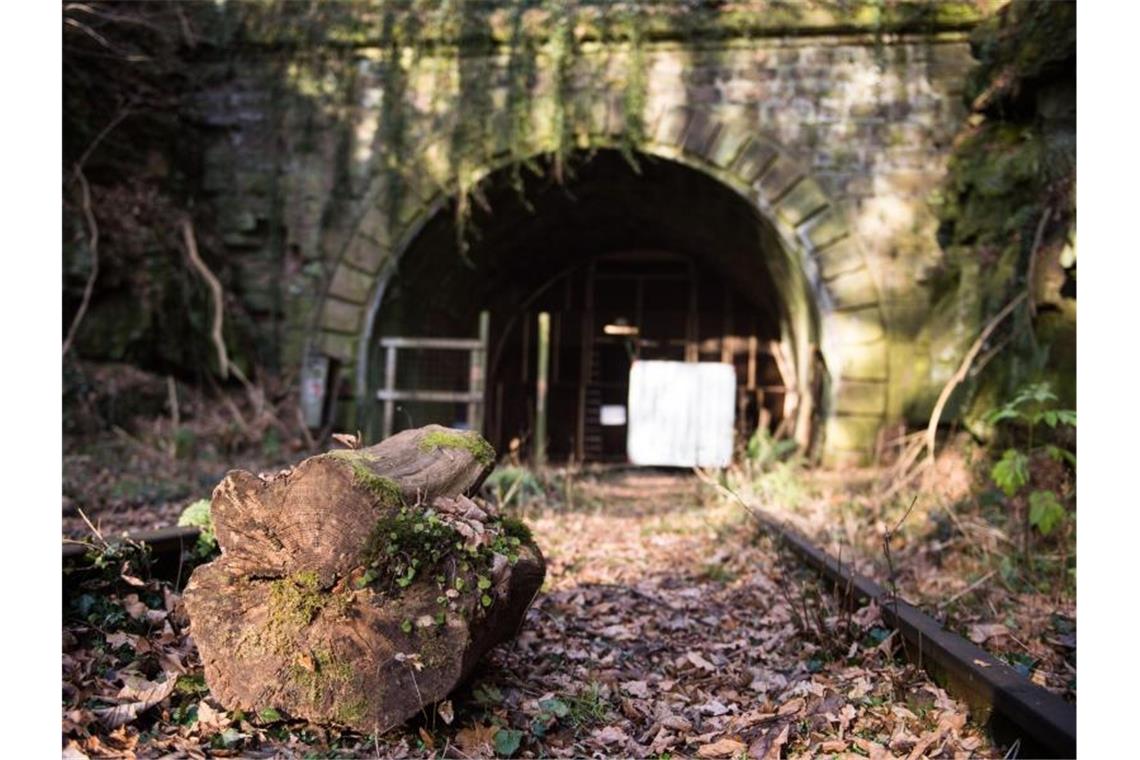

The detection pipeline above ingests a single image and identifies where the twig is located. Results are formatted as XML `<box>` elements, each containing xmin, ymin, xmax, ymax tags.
<box><xmin>75</xmin><ymin>107</ymin><xmax>130</xmax><ymax>174</ymax></box>
<box><xmin>76</xmin><ymin>507</ymin><xmax>106</xmax><ymax>548</ymax></box>
<box><xmin>63</xmin><ymin>169</ymin><xmax>100</xmax><ymax>357</ymax></box>
<box><xmin>882</xmin><ymin>495</ymin><xmax>918</xmax><ymax>613</ymax></box>
<box><xmin>1025</xmin><ymin>207</ymin><xmax>1053</xmax><ymax>318</ymax></box>
<box><xmin>166</xmin><ymin>375</ymin><xmax>180</xmax><ymax>458</ymax></box>
<box><xmin>937</xmin><ymin>570</ymin><xmax>995</xmax><ymax>609</ymax></box>
<box><xmin>180</xmin><ymin>217</ymin><xmax>231</xmax><ymax>380</ymax></box>
<box><xmin>295</xmin><ymin>406</ymin><xmax>317</xmax><ymax>451</ymax></box>
<box><xmin>924</xmin><ymin>291</ymin><xmax>1027</xmax><ymax>465</ymax></box>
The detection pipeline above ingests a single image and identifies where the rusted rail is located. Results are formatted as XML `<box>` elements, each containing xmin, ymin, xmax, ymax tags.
<box><xmin>752</xmin><ymin>509</ymin><xmax>1076</xmax><ymax>759</ymax></box>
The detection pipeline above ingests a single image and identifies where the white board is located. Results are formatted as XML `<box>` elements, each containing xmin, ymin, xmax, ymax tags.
<box><xmin>626</xmin><ymin>360</ymin><xmax>736</xmax><ymax>467</ymax></box>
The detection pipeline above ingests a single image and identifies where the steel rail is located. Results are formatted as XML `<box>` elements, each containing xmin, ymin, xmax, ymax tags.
<box><xmin>750</xmin><ymin>509</ymin><xmax>1076</xmax><ymax>759</ymax></box>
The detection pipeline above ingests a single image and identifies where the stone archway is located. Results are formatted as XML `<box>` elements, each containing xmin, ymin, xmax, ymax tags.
<box><xmin>311</xmin><ymin>106</ymin><xmax>889</xmax><ymax>464</ymax></box>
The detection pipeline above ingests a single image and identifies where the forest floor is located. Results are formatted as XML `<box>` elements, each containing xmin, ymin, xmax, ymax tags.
<box><xmin>719</xmin><ymin>445</ymin><xmax>1076</xmax><ymax>703</ymax></box>
<box><xmin>64</xmin><ymin>470</ymin><xmax>1004</xmax><ymax>758</ymax></box>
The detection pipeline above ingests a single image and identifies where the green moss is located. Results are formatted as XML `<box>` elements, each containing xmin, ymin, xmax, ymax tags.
<box><xmin>245</xmin><ymin>571</ymin><xmax>352</xmax><ymax>657</ymax></box>
<box><xmin>499</xmin><ymin>515</ymin><xmax>533</xmax><ymax>545</ymax></box>
<box><xmin>327</xmin><ymin>450</ymin><xmax>405</xmax><ymax>507</ymax></box>
<box><xmin>289</xmin><ymin>646</ymin><xmax>356</xmax><ymax>713</ymax></box>
<box><xmin>351</xmin><ymin>466</ymin><xmax>403</xmax><ymax>506</ymax></box>
<box><xmin>418</xmin><ymin>430</ymin><xmax>496</xmax><ymax>466</ymax></box>
<box><xmin>269</xmin><ymin>570</ymin><xmax>324</xmax><ymax>628</ymax></box>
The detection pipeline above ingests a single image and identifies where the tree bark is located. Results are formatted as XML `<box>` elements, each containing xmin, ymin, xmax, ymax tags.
<box><xmin>184</xmin><ymin>425</ymin><xmax>545</xmax><ymax>733</ymax></box>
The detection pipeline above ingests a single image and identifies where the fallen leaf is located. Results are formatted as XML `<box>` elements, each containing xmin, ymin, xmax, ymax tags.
<box><xmin>687</xmin><ymin>651</ymin><xmax>716</xmax><ymax>671</ymax></box>
<box><xmin>697</xmin><ymin>737</ymin><xmax>747</xmax><ymax>758</ymax></box>
<box><xmin>94</xmin><ymin>675</ymin><xmax>177</xmax><ymax>728</ymax></box>
<box><xmin>455</xmin><ymin>723</ymin><xmax>498</xmax><ymax>757</ymax></box>
<box><xmin>967</xmin><ymin>623</ymin><xmax>1010</xmax><ymax>644</ymax></box>
<box><xmin>776</xmin><ymin>697</ymin><xmax>804</xmax><ymax>716</ymax></box>
<box><xmin>121</xmin><ymin>594</ymin><xmax>148</xmax><ymax>620</ymax></box>
<box><xmin>104</xmin><ymin>632</ymin><xmax>134</xmax><ymax>649</ymax></box>
<box><xmin>621</xmin><ymin>680</ymin><xmax>650</xmax><ymax>699</ymax></box>
<box><xmin>838</xmin><ymin>704</ymin><xmax>857</xmax><ymax>736</ymax></box>
<box><xmin>848</xmin><ymin>677</ymin><xmax>872</xmax><ymax>700</ymax></box>
<box><xmin>437</xmin><ymin>699</ymin><xmax>454</xmax><ymax>725</ymax></box>
<box><xmin>661</xmin><ymin>714</ymin><xmax>693</xmax><ymax>733</ymax></box>
<box><xmin>699</xmin><ymin>699</ymin><xmax>730</xmax><ymax>716</ymax></box>
<box><xmin>592</xmin><ymin>725</ymin><xmax>629</xmax><ymax>745</ymax></box>
<box><xmin>61</xmin><ymin>740</ymin><xmax>89</xmax><ymax>760</ymax></box>
<box><xmin>195</xmin><ymin>699</ymin><xmax>230</xmax><ymax>732</ymax></box>
<box><xmin>762</xmin><ymin>724</ymin><xmax>789</xmax><ymax>760</ymax></box>
<box><xmin>853</xmin><ymin>736</ymin><xmax>891</xmax><ymax>760</ymax></box>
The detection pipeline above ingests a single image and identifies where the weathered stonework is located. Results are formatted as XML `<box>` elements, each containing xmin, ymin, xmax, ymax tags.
<box><xmin>191</xmin><ymin>5</ymin><xmax>994</xmax><ymax>464</ymax></box>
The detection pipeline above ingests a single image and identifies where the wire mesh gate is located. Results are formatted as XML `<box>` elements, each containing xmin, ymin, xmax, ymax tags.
<box><xmin>376</xmin><ymin>311</ymin><xmax>490</xmax><ymax>439</ymax></box>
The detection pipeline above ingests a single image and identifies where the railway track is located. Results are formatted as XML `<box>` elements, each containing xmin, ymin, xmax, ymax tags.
<box><xmin>62</xmin><ymin>516</ymin><xmax>1076</xmax><ymax>758</ymax></box>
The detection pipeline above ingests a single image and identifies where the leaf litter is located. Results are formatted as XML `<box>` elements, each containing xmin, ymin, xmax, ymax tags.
<box><xmin>63</xmin><ymin>470</ymin><xmax>1002</xmax><ymax>757</ymax></box>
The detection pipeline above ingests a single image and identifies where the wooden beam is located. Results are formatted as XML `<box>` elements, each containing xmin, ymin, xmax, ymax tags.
<box><xmin>469</xmin><ymin>310</ymin><xmax>489</xmax><ymax>432</ymax></box>
<box><xmin>377</xmin><ymin>389</ymin><xmax>483</xmax><ymax>403</ymax></box>
<box><xmin>535</xmin><ymin>312</ymin><xmax>550</xmax><ymax>468</ymax></box>
<box><xmin>378</xmin><ymin>337</ymin><xmax>484</xmax><ymax>350</ymax></box>
<box><xmin>382</xmin><ymin>344</ymin><xmax>397</xmax><ymax>438</ymax></box>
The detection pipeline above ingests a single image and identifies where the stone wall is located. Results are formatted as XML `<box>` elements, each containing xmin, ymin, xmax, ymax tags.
<box><xmin>191</xmin><ymin>8</ymin><xmax>986</xmax><ymax>462</ymax></box>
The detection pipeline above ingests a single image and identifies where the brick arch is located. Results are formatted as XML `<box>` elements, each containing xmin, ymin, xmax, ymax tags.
<box><xmin>312</xmin><ymin>106</ymin><xmax>889</xmax><ymax>463</ymax></box>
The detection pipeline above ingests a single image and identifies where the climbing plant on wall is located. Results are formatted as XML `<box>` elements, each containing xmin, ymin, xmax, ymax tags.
<box><xmin>928</xmin><ymin>0</ymin><xmax>1076</xmax><ymax>421</ymax></box>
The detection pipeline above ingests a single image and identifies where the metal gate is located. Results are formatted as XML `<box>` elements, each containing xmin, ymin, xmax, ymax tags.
<box><xmin>376</xmin><ymin>312</ymin><xmax>489</xmax><ymax>439</ymax></box>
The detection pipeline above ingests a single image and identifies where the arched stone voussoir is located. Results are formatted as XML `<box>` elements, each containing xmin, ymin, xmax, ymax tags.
<box><xmin>309</xmin><ymin>113</ymin><xmax>895</xmax><ymax>460</ymax></box>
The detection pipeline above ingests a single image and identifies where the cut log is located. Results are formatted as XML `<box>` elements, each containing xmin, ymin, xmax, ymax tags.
<box><xmin>183</xmin><ymin>425</ymin><xmax>545</xmax><ymax>733</ymax></box>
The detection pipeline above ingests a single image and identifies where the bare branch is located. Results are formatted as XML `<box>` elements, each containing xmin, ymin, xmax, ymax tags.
<box><xmin>1025</xmin><ymin>206</ymin><xmax>1053</xmax><ymax>318</ymax></box>
<box><xmin>75</xmin><ymin>107</ymin><xmax>130</xmax><ymax>173</ymax></box>
<box><xmin>180</xmin><ymin>217</ymin><xmax>230</xmax><ymax>380</ymax></box>
<box><xmin>924</xmin><ymin>291</ymin><xmax>1027</xmax><ymax>464</ymax></box>
<box><xmin>62</xmin><ymin>169</ymin><xmax>99</xmax><ymax>358</ymax></box>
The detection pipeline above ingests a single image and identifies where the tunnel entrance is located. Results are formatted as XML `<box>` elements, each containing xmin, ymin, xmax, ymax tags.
<box><xmin>366</xmin><ymin>149</ymin><xmax>822</xmax><ymax>464</ymax></box>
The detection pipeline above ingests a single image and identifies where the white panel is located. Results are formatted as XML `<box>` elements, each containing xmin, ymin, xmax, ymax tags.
<box><xmin>627</xmin><ymin>361</ymin><xmax>736</xmax><ymax>467</ymax></box>
<box><xmin>600</xmin><ymin>404</ymin><xmax>627</xmax><ymax>426</ymax></box>
<box><xmin>694</xmin><ymin>363</ymin><xmax>737</xmax><ymax>467</ymax></box>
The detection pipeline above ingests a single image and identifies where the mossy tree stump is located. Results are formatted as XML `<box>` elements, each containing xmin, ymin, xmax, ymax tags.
<box><xmin>183</xmin><ymin>425</ymin><xmax>545</xmax><ymax>733</ymax></box>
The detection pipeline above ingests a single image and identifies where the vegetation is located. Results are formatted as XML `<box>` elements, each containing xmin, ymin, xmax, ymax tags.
<box><xmin>177</xmin><ymin>498</ymin><xmax>218</xmax><ymax>557</ymax></box>
<box><xmin>418</xmin><ymin>430</ymin><xmax>497</xmax><ymax>466</ymax></box>
<box><xmin>928</xmin><ymin>0</ymin><xmax>1076</xmax><ymax>422</ymax></box>
<box><xmin>984</xmin><ymin>382</ymin><xmax>1075</xmax><ymax>565</ymax></box>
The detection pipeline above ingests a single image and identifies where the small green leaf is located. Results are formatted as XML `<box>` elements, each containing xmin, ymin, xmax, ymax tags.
<box><xmin>539</xmin><ymin>698</ymin><xmax>570</xmax><ymax>718</ymax></box>
<box><xmin>477</xmin><ymin>576</ymin><xmax>492</xmax><ymax>590</ymax></box>
<box><xmin>400</xmin><ymin>619</ymin><xmax>413</xmax><ymax>634</ymax></box>
<box><xmin>1028</xmin><ymin>490</ymin><xmax>1066</xmax><ymax>536</ymax></box>
<box><xmin>493</xmin><ymin>728</ymin><xmax>523</xmax><ymax>757</ymax></box>
<box><xmin>991</xmin><ymin>448</ymin><xmax>1029</xmax><ymax>497</ymax></box>
<box><xmin>257</xmin><ymin>708</ymin><xmax>282</xmax><ymax>723</ymax></box>
<box><xmin>1044</xmin><ymin>444</ymin><xmax>1077</xmax><ymax>466</ymax></box>
<box><xmin>473</xmin><ymin>684</ymin><xmax>503</xmax><ymax>705</ymax></box>
<box><xmin>481</xmin><ymin>593</ymin><xmax>493</xmax><ymax>607</ymax></box>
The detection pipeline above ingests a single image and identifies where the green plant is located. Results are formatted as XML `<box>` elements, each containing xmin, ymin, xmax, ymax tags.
<box><xmin>483</xmin><ymin>466</ymin><xmax>544</xmax><ymax>509</ymax></box>
<box><xmin>744</xmin><ymin>428</ymin><xmax>798</xmax><ymax>470</ymax></box>
<box><xmin>983</xmin><ymin>381</ymin><xmax>1074</xmax><ymax>551</ymax></box>
<box><xmin>178</xmin><ymin>498</ymin><xmax>218</xmax><ymax>557</ymax></box>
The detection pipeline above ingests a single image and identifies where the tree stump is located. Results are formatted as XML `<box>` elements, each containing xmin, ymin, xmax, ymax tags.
<box><xmin>183</xmin><ymin>425</ymin><xmax>545</xmax><ymax>733</ymax></box>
